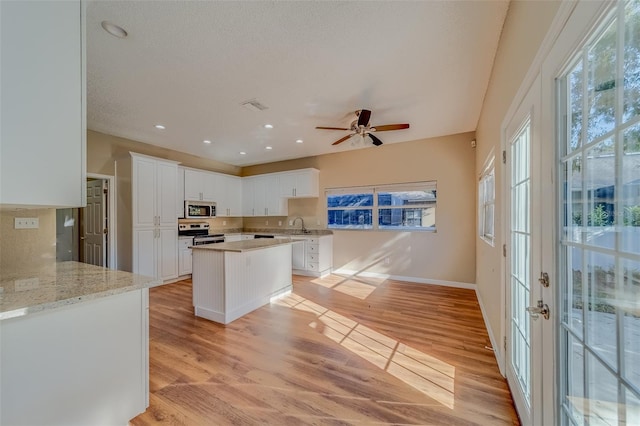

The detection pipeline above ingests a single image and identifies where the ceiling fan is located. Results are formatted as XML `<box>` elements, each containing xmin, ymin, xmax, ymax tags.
<box><xmin>316</xmin><ymin>109</ymin><xmax>410</xmax><ymax>146</ymax></box>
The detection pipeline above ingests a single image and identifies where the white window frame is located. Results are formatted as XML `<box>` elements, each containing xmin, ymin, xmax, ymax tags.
<box><xmin>478</xmin><ymin>153</ymin><xmax>496</xmax><ymax>246</ymax></box>
<box><xmin>326</xmin><ymin>181</ymin><xmax>437</xmax><ymax>231</ymax></box>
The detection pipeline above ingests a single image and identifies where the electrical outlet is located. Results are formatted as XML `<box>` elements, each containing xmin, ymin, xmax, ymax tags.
<box><xmin>265</xmin><ymin>220</ymin><xmax>269</xmax><ymax>225</ymax></box>
<box><xmin>14</xmin><ymin>218</ymin><xmax>39</xmax><ymax>229</ymax></box>
<box><xmin>223</xmin><ymin>220</ymin><xmax>227</xmax><ymax>226</ymax></box>
<box><xmin>289</xmin><ymin>220</ymin><xmax>293</xmax><ymax>226</ymax></box>
<box><xmin>278</xmin><ymin>220</ymin><xmax>282</xmax><ymax>226</ymax></box>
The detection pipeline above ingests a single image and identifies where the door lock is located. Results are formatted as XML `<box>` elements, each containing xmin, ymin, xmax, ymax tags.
<box><xmin>526</xmin><ymin>300</ymin><xmax>550</xmax><ymax>320</ymax></box>
<box><xmin>539</xmin><ymin>272</ymin><xmax>550</xmax><ymax>287</ymax></box>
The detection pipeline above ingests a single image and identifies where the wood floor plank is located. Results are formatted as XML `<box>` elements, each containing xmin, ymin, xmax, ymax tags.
<box><xmin>130</xmin><ymin>275</ymin><xmax>519</xmax><ymax>425</ymax></box>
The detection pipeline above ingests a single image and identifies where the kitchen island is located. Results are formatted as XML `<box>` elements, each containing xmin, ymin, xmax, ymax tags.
<box><xmin>192</xmin><ymin>239</ymin><xmax>292</xmax><ymax>324</ymax></box>
<box><xmin>0</xmin><ymin>261</ymin><xmax>160</xmax><ymax>425</ymax></box>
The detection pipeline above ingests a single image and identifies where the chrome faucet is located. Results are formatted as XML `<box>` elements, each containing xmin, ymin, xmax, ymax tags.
<box><xmin>292</xmin><ymin>216</ymin><xmax>308</xmax><ymax>233</ymax></box>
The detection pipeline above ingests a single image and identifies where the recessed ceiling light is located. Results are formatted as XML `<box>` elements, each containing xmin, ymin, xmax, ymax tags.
<box><xmin>265</xmin><ymin>146</ymin><xmax>273</xmax><ymax>150</ymax></box>
<box><xmin>264</xmin><ymin>124</ymin><xmax>273</xmax><ymax>129</ymax></box>
<box><xmin>240</xmin><ymin>151</ymin><xmax>247</xmax><ymax>155</ymax></box>
<box><xmin>101</xmin><ymin>21</ymin><xmax>128</xmax><ymax>39</ymax></box>
<box><xmin>296</xmin><ymin>139</ymin><xmax>303</xmax><ymax>144</ymax></box>
<box><xmin>203</xmin><ymin>140</ymin><xmax>211</xmax><ymax>144</ymax></box>
<box><xmin>154</xmin><ymin>124</ymin><xmax>165</xmax><ymax>130</ymax></box>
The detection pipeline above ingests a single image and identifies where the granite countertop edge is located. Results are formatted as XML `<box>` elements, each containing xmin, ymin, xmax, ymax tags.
<box><xmin>192</xmin><ymin>238</ymin><xmax>293</xmax><ymax>253</ymax></box>
<box><xmin>0</xmin><ymin>262</ymin><xmax>162</xmax><ymax>321</ymax></box>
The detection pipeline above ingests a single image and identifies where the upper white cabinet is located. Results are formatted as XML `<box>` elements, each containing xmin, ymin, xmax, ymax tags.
<box><xmin>279</xmin><ymin>169</ymin><xmax>319</xmax><ymax>198</ymax></box>
<box><xmin>132</xmin><ymin>155</ymin><xmax>178</xmax><ymax>228</ymax></box>
<box><xmin>177</xmin><ymin>167</ymin><xmax>185</xmax><ymax>218</ymax></box>
<box><xmin>184</xmin><ymin>169</ymin><xmax>216</xmax><ymax>202</ymax></box>
<box><xmin>242</xmin><ymin>175</ymin><xmax>287</xmax><ymax>216</ymax></box>
<box><xmin>180</xmin><ymin>168</ymin><xmax>242</xmax><ymax>217</ymax></box>
<box><xmin>0</xmin><ymin>0</ymin><xmax>85</xmax><ymax>208</ymax></box>
<box><xmin>215</xmin><ymin>174</ymin><xmax>242</xmax><ymax>217</ymax></box>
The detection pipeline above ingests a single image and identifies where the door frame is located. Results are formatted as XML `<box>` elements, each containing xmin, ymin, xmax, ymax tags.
<box><xmin>87</xmin><ymin>173</ymin><xmax>117</xmax><ymax>270</ymax></box>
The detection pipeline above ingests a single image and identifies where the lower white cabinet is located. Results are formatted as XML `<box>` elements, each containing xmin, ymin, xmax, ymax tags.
<box><xmin>178</xmin><ymin>238</ymin><xmax>192</xmax><ymax>276</ymax></box>
<box><xmin>0</xmin><ymin>289</ymin><xmax>149</xmax><ymax>425</ymax></box>
<box><xmin>291</xmin><ymin>235</ymin><xmax>333</xmax><ymax>277</ymax></box>
<box><xmin>292</xmin><ymin>240</ymin><xmax>306</xmax><ymax>270</ymax></box>
<box><xmin>134</xmin><ymin>228</ymin><xmax>178</xmax><ymax>281</ymax></box>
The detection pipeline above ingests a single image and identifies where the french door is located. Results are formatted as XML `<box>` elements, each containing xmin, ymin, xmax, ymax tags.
<box><xmin>557</xmin><ymin>1</ymin><xmax>640</xmax><ymax>424</ymax></box>
<box><xmin>505</xmin><ymin>73</ymin><xmax>555</xmax><ymax>425</ymax></box>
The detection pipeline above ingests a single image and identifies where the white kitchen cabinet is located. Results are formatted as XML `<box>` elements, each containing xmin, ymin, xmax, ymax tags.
<box><xmin>178</xmin><ymin>238</ymin><xmax>193</xmax><ymax>276</ymax></box>
<box><xmin>132</xmin><ymin>154</ymin><xmax>177</xmax><ymax>228</ymax></box>
<box><xmin>215</xmin><ymin>173</ymin><xmax>242</xmax><ymax>217</ymax></box>
<box><xmin>291</xmin><ymin>239</ymin><xmax>306</xmax><ymax>270</ymax></box>
<box><xmin>291</xmin><ymin>235</ymin><xmax>333</xmax><ymax>277</ymax></box>
<box><xmin>133</xmin><ymin>228</ymin><xmax>177</xmax><ymax>281</ymax></box>
<box><xmin>117</xmin><ymin>152</ymin><xmax>179</xmax><ymax>282</ymax></box>
<box><xmin>0</xmin><ymin>0</ymin><xmax>86</xmax><ymax>208</ymax></box>
<box><xmin>279</xmin><ymin>169</ymin><xmax>320</xmax><ymax>198</ymax></box>
<box><xmin>0</xmin><ymin>289</ymin><xmax>149</xmax><ymax>426</ymax></box>
<box><xmin>242</xmin><ymin>175</ymin><xmax>287</xmax><ymax>216</ymax></box>
<box><xmin>184</xmin><ymin>168</ymin><xmax>216</xmax><ymax>202</ymax></box>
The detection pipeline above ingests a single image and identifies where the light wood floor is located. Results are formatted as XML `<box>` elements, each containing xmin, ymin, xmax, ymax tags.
<box><xmin>130</xmin><ymin>274</ymin><xmax>519</xmax><ymax>425</ymax></box>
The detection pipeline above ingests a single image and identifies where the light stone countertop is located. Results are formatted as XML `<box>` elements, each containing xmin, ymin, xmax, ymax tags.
<box><xmin>0</xmin><ymin>261</ymin><xmax>161</xmax><ymax>320</ymax></box>
<box><xmin>192</xmin><ymin>238</ymin><xmax>293</xmax><ymax>253</ymax></box>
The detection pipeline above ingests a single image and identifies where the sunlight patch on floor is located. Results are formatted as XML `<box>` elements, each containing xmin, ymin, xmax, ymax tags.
<box><xmin>310</xmin><ymin>274</ymin><xmax>384</xmax><ymax>300</ymax></box>
<box><xmin>277</xmin><ymin>293</ymin><xmax>456</xmax><ymax>409</ymax></box>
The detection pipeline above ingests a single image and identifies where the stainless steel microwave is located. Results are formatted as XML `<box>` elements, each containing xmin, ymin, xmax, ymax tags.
<box><xmin>185</xmin><ymin>201</ymin><xmax>216</xmax><ymax>218</ymax></box>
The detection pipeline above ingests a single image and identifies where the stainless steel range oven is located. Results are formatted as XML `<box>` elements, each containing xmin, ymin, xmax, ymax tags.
<box><xmin>178</xmin><ymin>222</ymin><xmax>224</xmax><ymax>245</ymax></box>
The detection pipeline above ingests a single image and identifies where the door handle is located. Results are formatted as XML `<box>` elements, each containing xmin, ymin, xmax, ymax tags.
<box><xmin>526</xmin><ymin>300</ymin><xmax>550</xmax><ymax>320</ymax></box>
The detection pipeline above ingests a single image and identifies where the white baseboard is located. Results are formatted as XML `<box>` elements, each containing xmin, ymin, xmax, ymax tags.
<box><xmin>332</xmin><ymin>268</ymin><xmax>476</xmax><ymax>290</ymax></box>
<box><xmin>475</xmin><ymin>289</ymin><xmax>505</xmax><ymax>376</ymax></box>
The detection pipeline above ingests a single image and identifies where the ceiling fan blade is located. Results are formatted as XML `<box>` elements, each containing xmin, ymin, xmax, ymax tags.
<box><xmin>316</xmin><ymin>126</ymin><xmax>350</xmax><ymax>130</ymax></box>
<box><xmin>369</xmin><ymin>133</ymin><xmax>383</xmax><ymax>146</ymax></box>
<box><xmin>332</xmin><ymin>134</ymin><xmax>354</xmax><ymax>145</ymax></box>
<box><xmin>357</xmin><ymin>109</ymin><xmax>371</xmax><ymax>127</ymax></box>
<box><xmin>371</xmin><ymin>123</ymin><xmax>410</xmax><ymax>132</ymax></box>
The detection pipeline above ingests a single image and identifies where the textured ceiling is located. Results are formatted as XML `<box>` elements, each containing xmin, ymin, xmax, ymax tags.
<box><xmin>87</xmin><ymin>1</ymin><xmax>509</xmax><ymax>167</ymax></box>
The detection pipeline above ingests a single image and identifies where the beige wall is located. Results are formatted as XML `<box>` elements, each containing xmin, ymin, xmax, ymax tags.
<box><xmin>0</xmin><ymin>209</ymin><xmax>57</xmax><ymax>271</ymax></box>
<box><xmin>87</xmin><ymin>130</ymin><xmax>241</xmax><ymax>176</ymax></box>
<box><xmin>475</xmin><ymin>1</ymin><xmax>561</xmax><ymax>339</ymax></box>
<box><xmin>246</xmin><ymin>132</ymin><xmax>477</xmax><ymax>285</ymax></box>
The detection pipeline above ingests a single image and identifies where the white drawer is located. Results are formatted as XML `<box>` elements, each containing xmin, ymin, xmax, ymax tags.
<box><xmin>307</xmin><ymin>253</ymin><xmax>318</xmax><ymax>262</ymax></box>
<box><xmin>179</xmin><ymin>239</ymin><xmax>192</xmax><ymax>250</ymax></box>
<box><xmin>307</xmin><ymin>238</ymin><xmax>319</xmax><ymax>244</ymax></box>
<box><xmin>306</xmin><ymin>262</ymin><xmax>319</xmax><ymax>271</ymax></box>
<box><xmin>307</xmin><ymin>244</ymin><xmax>319</xmax><ymax>253</ymax></box>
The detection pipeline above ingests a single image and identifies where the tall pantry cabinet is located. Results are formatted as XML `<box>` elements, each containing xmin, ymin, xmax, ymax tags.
<box><xmin>117</xmin><ymin>152</ymin><xmax>179</xmax><ymax>281</ymax></box>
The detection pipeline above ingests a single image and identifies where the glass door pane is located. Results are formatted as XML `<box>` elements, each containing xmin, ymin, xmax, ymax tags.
<box><xmin>559</xmin><ymin>2</ymin><xmax>640</xmax><ymax>424</ymax></box>
<box><xmin>511</xmin><ymin>119</ymin><xmax>532</xmax><ymax>407</ymax></box>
